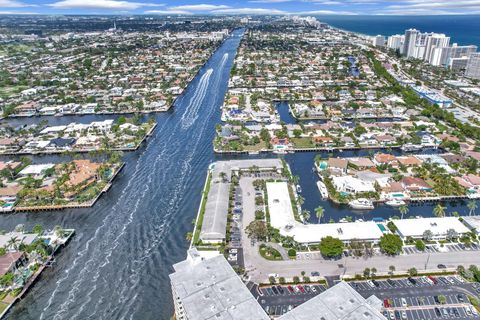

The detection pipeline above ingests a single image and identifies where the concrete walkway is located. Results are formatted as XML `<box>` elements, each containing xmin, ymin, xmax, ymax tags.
<box><xmin>265</xmin><ymin>242</ymin><xmax>289</xmax><ymax>260</ymax></box>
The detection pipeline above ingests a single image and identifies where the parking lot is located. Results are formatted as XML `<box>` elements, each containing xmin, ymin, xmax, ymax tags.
<box><xmin>248</xmin><ymin>282</ymin><xmax>327</xmax><ymax>317</ymax></box>
<box><xmin>402</xmin><ymin>243</ymin><xmax>480</xmax><ymax>255</ymax></box>
<box><xmin>227</xmin><ymin>185</ymin><xmax>244</xmax><ymax>268</ymax></box>
<box><xmin>349</xmin><ymin>276</ymin><xmax>480</xmax><ymax>320</ymax></box>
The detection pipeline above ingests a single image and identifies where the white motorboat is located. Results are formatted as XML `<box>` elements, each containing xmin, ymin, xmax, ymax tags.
<box><xmin>349</xmin><ymin>198</ymin><xmax>374</xmax><ymax>210</ymax></box>
<box><xmin>296</xmin><ymin>185</ymin><xmax>302</xmax><ymax>193</ymax></box>
<box><xmin>316</xmin><ymin>181</ymin><xmax>329</xmax><ymax>199</ymax></box>
<box><xmin>385</xmin><ymin>199</ymin><xmax>406</xmax><ymax>207</ymax></box>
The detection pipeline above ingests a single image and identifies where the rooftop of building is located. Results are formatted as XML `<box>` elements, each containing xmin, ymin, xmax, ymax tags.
<box><xmin>169</xmin><ymin>248</ymin><xmax>269</xmax><ymax>320</ymax></box>
<box><xmin>394</xmin><ymin>217</ymin><xmax>471</xmax><ymax>238</ymax></box>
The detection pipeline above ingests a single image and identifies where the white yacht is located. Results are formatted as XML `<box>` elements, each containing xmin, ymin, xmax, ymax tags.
<box><xmin>385</xmin><ymin>199</ymin><xmax>406</xmax><ymax>207</ymax></box>
<box><xmin>316</xmin><ymin>181</ymin><xmax>329</xmax><ymax>199</ymax></box>
<box><xmin>349</xmin><ymin>198</ymin><xmax>374</xmax><ymax>210</ymax></box>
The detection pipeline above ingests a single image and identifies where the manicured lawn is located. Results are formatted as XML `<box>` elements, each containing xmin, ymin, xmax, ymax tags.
<box><xmin>259</xmin><ymin>245</ymin><xmax>283</xmax><ymax>261</ymax></box>
<box><xmin>291</xmin><ymin>137</ymin><xmax>315</xmax><ymax>148</ymax></box>
<box><xmin>0</xmin><ymin>85</ymin><xmax>28</xmax><ymax>98</ymax></box>
<box><xmin>0</xmin><ymin>301</ymin><xmax>8</xmax><ymax>314</ymax></box>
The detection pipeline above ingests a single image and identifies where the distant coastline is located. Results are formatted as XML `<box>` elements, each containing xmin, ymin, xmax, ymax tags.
<box><xmin>314</xmin><ymin>15</ymin><xmax>480</xmax><ymax>47</ymax></box>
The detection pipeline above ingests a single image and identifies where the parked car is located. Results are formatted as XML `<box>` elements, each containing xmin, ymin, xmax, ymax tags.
<box><xmin>434</xmin><ymin>308</ymin><xmax>441</xmax><ymax>317</ymax></box>
<box><xmin>386</xmin><ymin>279</ymin><xmax>396</xmax><ymax>287</ymax></box>
<box><xmin>367</xmin><ymin>280</ymin><xmax>375</xmax><ymax>288</ymax></box>
<box><xmin>401</xmin><ymin>298</ymin><xmax>407</xmax><ymax>307</ymax></box>
<box><xmin>277</xmin><ymin>286</ymin><xmax>285</xmax><ymax>294</ymax></box>
<box><xmin>271</xmin><ymin>286</ymin><xmax>279</xmax><ymax>295</ymax></box>
<box><xmin>428</xmin><ymin>275</ymin><xmax>438</xmax><ymax>284</ymax></box>
<box><xmin>437</xmin><ymin>264</ymin><xmax>447</xmax><ymax>269</ymax></box>
<box><xmin>383</xmin><ymin>298</ymin><xmax>390</xmax><ymax>308</ymax></box>
<box><xmin>287</xmin><ymin>285</ymin><xmax>295</xmax><ymax>294</ymax></box>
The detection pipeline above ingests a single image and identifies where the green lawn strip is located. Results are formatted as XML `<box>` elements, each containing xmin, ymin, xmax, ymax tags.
<box><xmin>193</xmin><ymin>172</ymin><xmax>212</xmax><ymax>245</ymax></box>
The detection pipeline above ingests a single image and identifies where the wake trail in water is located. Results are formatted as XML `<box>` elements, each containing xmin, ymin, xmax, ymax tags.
<box><xmin>180</xmin><ymin>68</ymin><xmax>213</xmax><ymax>129</ymax></box>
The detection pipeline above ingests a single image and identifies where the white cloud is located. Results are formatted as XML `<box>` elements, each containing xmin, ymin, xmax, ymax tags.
<box><xmin>0</xmin><ymin>0</ymin><xmax>33</xmax><ymax>8</ymax></box>
<box><xmin>48</xmin><ymin>0</ymin><xmax>162</xmax><ymax>10</ymax></box>
<box><xmin>169</xmin><ymin>4</ymin><xmax>230</xmax><ymax>11</ymax></box>
<box><xmin>212</xmin><ymin>7</ymin><xmax>287</xmax><ymax>14</ymax></box>
<box><xmin>0</xmin><ymin>9</ymin><xmax>36</xmax><ymax>13</ymax></box>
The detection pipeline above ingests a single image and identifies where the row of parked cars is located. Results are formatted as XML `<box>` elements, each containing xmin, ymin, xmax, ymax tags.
<box><xmin>262</xmin><ymin>284</ymin><xmax>319</xmax><ymax>296</ymax></box>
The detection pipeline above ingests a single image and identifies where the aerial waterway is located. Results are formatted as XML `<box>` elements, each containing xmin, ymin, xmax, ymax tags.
<box><xmin>1</xmin><ymin>29</ymin><xmax>243</xmax><ymax>320</ymax></box>
<box><xmin>0</xmin><ymin>28</ymin><xmax>476</xmax><ymax>320</ymax></box>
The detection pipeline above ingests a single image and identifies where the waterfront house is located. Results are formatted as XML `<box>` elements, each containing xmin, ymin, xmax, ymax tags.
<box><xmin>0</xmin><ymin>252</ymin><xmax>27</xmax><ymax>277</ymax></box>
<box><xmin>327</xmin><ymin>158</ymin><xmax>348</xmax><ymax>175</ymax></box>
<box><xmin>331</xmin><ymin>175</ymin><xmax>375</xmax><ymax>194</ymax></box>
<box><xmin>401</xmin><ymin>177</ymin><xmax>432</xmax><ymax>192</ymax></box>
<box><xmin>373</xmin><ymin>153</ymin><xmax>398</xmax><ymax>167</ymax></box>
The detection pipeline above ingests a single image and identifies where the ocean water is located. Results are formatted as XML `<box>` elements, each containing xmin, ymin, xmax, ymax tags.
<box><xmin>316</xmin><ymin>15</ymin><xmax>480</xmax><ymax>47</ymax></box>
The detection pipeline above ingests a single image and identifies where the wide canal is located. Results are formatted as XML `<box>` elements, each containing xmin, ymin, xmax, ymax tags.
<box><xmin>0</xmin><ymin>29</ymin><xmax>476</xmax><ymax>319</ymax></box>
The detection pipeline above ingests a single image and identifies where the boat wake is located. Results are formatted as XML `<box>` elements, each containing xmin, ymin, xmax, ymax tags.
<box><xmin>180</xmin><ymin>68</ymin><xmax>213</xmax><ymax>130</ymax></box>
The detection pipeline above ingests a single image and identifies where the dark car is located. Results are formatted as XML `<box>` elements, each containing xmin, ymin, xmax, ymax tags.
<box><xmin>434</xmin><ymin>296</ymin><xmax>440</xmax><ymax>304</ymax></box>
<box><xmin>457</xmin><ymin>294</ymin><xmax>464</xmax><ymax>302</ymax></box>
<box><xmin>372</xmin><ymin>279</ymin><xmax>380</xmax><ymax>287</ymax></box>
<box><xmin>407</xmin><ymin>277</ymin><xmax>416</xmax><ymax>285</ymax></box>
<box><xmin>434</xmin><ymin>307</ymin><xmax>441</xmax><ymax>317</ymax></box>
<box><xmin>271</xmin><ymin>286</ymin><xmax>279</xmax><ymax>295</ymax></box>
<box><xmin>277</xmin><ymin>286</ymin><xmax>285</xmax><ymax>294</ymax></box>
<box><xmin>387</xmin><ymin>279</ymin><xmax>396</xmax><ymax>287</ymax></box>
<box><xmin>437</xmin><ymin>264</ymin><xmax>447</xmax><ymax>269</ymax></box>
<box><xmin>311</xmin><ymin>271</ymin><xmax>320</xmax><ymax>277</ymax></box>
<box><xmin>394</xmin><ymin>310</ymin><xmax>401</xmax><ymax>319</ymax></box>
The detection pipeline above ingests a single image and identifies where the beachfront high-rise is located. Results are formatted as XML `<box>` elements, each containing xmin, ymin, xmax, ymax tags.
<box><xmin>465</xmin><ymin>53</ymin><xmax>480</xmax><ymax>79</ymax></box>
<box><xmin>390</xmin><ymin>28</ymin><xmax>478</xmax><ymax>70</ymax></box>
<box><xmin>403</xmin><ymin>28</ymin><xmax>418</xmax><ymax>57</ymax></box>
<box><xmin>387</xmin><ymin>34</ymin><xmax>404</xmax><ymax>51</ymax></box>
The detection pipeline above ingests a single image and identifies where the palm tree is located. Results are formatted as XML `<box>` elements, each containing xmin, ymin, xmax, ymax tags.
<box><xmin>399</xmin><ymin>204</ymin><xmax>409</xmax><ymax>220</ymax></box>
<box><xmin>6</xmin><ymin>236</ymin><xmax>20</xmax><ymax>250</ymax></box>
<box><xmin>302</xmin><ymin>209</ymin><xmax>310</xmax><ymax>224</ymax></box>
<box><xmin>297</xmin><ymin>195</ymin><xmax>305</xmax><ymax>206</ymax></box>
<box><xmin>315</xmin><ymin>206</ymin><xmax>325</xmax><ymax>224</ymax></box>
<box><xmin>467</xmin><ymin>200</ymin><xmax>477</xmax><ymax>216</ymax></box>
<box><xmin>433</xmin><ymin>204</ymin><xmax>446</xmax><ymax>218</ymax></box>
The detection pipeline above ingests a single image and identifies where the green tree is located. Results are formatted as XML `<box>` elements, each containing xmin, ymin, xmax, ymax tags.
<box><xmin>32</xmin><ymin>224</ymin><xmax>43</xmax><ymax>235</ymax></box>
<box><xmin>399</xmin><ymin>204</ymin><xmax>409</xmax><ymax>220</ymax></box>
<box><xmin>433</xmin><ymin>204</ymin><xmax>446</xmax><ymax>218</ymax></box>
<box><xmin>408</xmin><ymin>267</ymin><xmax>418</xmax><ymax>277</ymax></box>
<box><xmin>319</xmin><ymin>236</ymin><xmax>344</xmax><ymax>258</ymax></box>
<box><xmin>415</xmin><ymin>239</ymin><xmax>426</xmax><ymax>251</ymax></box>
<box><xmin>379</xmin><ymin>234</ymin><xmax>403</xmax><ymax>255</ymax></box>
<box><xmin>468</xmin><ymin>200</ymin><xmax>477</xmax><ymax>216</ymax></box>
<box><xmin>245</xmin><ymin>220</ymin><xmax>268</xmax><ymax>241</ymax></box>
<box><xmin>315</xmin><ymin>206</ymin><xmax>325</xmax><ymax>224</ymax></box>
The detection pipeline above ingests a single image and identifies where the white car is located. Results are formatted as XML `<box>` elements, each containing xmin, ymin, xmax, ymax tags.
<box><xmin>401</xmin><ymin>298</ymin><xmax>407</xmax><ymax>307</ymax></box>
<box><xmin>367</xmin><ymin>280</ymin><xmax>375</xmax><ymax>288</ymax></box>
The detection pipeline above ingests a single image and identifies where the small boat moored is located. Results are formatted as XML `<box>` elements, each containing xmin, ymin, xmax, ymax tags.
<box><xmin>316</xmin><ymin>181</ymin><xmax>329</xmax><ymax>199</ymax></box>
<box><xmin>349</xmin><ymin>198</ymin><xmax>374</xmax><ymax>210</ymax></box>
<box><xmin>385</xmin><ymin>199</ymin><xmax>406</xmax><ymax>207</ymax></box>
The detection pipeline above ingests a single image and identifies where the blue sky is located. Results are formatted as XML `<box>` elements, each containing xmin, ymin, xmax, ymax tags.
<box><xmin>1</xmin><ymin>0</ymin><xmax>480</xmax><ymax>15</ymax></box>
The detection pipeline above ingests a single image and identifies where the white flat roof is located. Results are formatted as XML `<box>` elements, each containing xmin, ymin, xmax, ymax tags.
<box><xmin>284</xmin><ymin>221</ymin><xmax>384</xmax><ymax>243</ymax></box>
<box><xmin>266</xmin><ymin>182</ymin><xmax>296</xmax><ymax>230</ymax></box>
<box><xmin>170</xmin><ymin>249</ymin><xmax>269</xmax><ymax>320</ymax></box>
<box><xmin>19</xmin><ymin>164</ymin><xmax>55</xmax><ymax>176</ymax></box>
<box><xmin>279</xmin><ymin>282</ymin><xmax>384</xmax><ymax>320</ymax></box>
<box><xmin>462</xmin><ymin>216</ymin><xmax>480</xmax><ymax>233</ymax></box>
<box><xmin>394</xmin><ymin>217</ymin><xmax>470</xmax><ymax>238</ymax></box>
<box><xmin>266</xmin><ymin>182</ymin><xmax>384</xmax><ymax>243</ymax></box>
